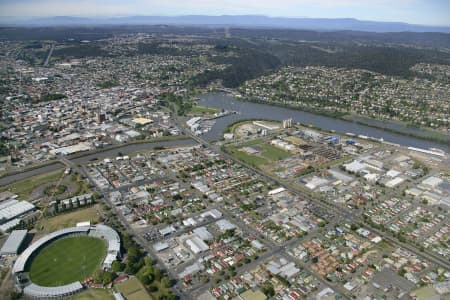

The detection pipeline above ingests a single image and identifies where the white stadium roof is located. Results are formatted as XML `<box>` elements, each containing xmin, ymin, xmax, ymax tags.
<box><xmin>13</xmin><ymin>224</ymin><xmax>121</xmax><ymax>299</ymax></box>
<box><xmin>24</xmin><ymin>282</ymin><xmax>83</xmax><ymax>298</ymax></box>
<box><xmin>13</xmin><ymin>226</ymin><xmax>90</xmax><ymax>274</ymax></box>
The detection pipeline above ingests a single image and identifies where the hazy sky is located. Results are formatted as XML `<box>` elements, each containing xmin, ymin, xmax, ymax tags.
<box><xmin>1</xmin><ymin>0</ymin><xmax>449</xmax><ymax>26</ymax></box>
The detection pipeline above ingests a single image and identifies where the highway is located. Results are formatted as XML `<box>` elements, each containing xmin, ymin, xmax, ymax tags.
<box><xmin>43</xmin><ymin>43</ymin><xmax>55</xmax><ymax>67</ymax></box>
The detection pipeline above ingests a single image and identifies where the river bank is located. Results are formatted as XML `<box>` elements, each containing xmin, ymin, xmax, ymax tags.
<box><xmin>237</xmin><ymin>97</ymin><xmax>449</xmax><ymax>146</ymax></box>
<box><xmin>198</xmin><ymin>93</ymin><xmax>450</xmax><ymax>153</ymax></box>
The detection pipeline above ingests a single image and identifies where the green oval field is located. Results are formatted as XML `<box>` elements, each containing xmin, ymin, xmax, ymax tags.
<box><xmin>29</xmin><ymin>236</ymin><xmax>107</xmax><ymax>287</ymax></box>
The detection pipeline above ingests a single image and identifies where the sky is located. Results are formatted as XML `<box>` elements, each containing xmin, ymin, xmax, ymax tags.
<box><xmin>0</xmin><ymin>0</ymin><xmax>449</xmax><ymax>26</ymax></box>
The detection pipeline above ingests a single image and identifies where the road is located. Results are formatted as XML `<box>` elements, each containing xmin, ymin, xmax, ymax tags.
<box><xmin>43</xmin><ymin>43</ymin><xmax>55</xmax><ymax>67</ymax></box>
<box><xmin>190</xmin><ymin>217</ymin><xmax>351</xmax><ymax>299</ymax></box>
<box><xmin>61</xmin><ymin>155</ymin><xmax>193</xmax><ymax>299</ymax></box>
<box><xmin>9</xmin><ymin>111</ymin><xmax>447</xmax><ymax>299</ymax></box>
<box><xmin>191</xmin><ymin>133</ymin><xmax>450</xmax><ymax>269</ymax></box>
<box><xmin>0</xmin><ymin>138</ymin><xmax>194</xmax><ymax>186</ymax></box>
<box><xmin>173</xmin><ymin>113</ymin><xmax>450</xmax><ymax>267</ymax></box>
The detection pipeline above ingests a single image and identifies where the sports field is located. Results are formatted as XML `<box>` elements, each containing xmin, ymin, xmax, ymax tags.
<box><xmin>115</xmin><ymin>277</ymin><xmax>151</xmax><ymax>300</ymax></box>
<box><xmin>29</xmin><ymin>236</ymin><xmax>106</xmax><ymax>287</ymax></box>
<box><xmin>69</xmin><ymin>288</ymin><xmax>114</xmax><ymax>300</ymax></box>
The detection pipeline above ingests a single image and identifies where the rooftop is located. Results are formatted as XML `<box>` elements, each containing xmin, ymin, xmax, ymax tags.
<box><xmin>0</xmin><ymin>230</ymin><xmax>28</xmax><ymax>255</ymax></box>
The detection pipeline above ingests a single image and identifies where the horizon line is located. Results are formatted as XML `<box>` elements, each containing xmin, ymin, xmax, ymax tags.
<box><xmin>1</xmin><ymin>14</ymin><xmax>450</xmax><ymax>28</ymax></box>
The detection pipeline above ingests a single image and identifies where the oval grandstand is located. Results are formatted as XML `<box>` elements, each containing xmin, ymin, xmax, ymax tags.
<box><xmin>13</xmin><ymin>224</ymin><xmax>120</xmax><ymax>299</ymax></box>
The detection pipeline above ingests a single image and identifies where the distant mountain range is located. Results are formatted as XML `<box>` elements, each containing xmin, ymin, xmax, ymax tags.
<box><xmin>1</xmin><ymin>15</ymin><xmax>450</xmax><ymax>33</ymax></box>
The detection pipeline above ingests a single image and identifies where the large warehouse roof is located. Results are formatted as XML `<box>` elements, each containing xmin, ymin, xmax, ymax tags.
<box><xmin>0</xmin><ymin>229</ymin><xmax>27</xmax><ymax>255</ymax></box>
<box><xmin>0</xmin><ymin>200</ymin><xmax>35</xmax><ymax>222</ymax></box>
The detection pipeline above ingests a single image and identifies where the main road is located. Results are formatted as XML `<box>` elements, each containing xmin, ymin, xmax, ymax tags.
<box><xmin>60</xmin><ymin>155</ymin><xmax>193</xmax><ymax>299</ymax></box>
<box><xmin>174</xmin><ymin>113</ymin><xmax>450</xmax><ymax>271</ymax></box>
<box><xmin>0</xmin><ymin>138</ymin><xmax>195</xmax><ymax>186</ymax></box>
<box><xmin>11</xmin><ymin>111</ymin><xmax>447</xmax><ymax>299</ymax></box>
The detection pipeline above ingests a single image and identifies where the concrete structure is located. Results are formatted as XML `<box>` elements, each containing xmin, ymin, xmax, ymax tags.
<box><xmin>24</xmin><ymin>282</ymin><xmax>83</xmax><ymax>299</ymax></box>
<box><xmin>253</xmin><ymin>121</ymin><xmax>280</xmax><ymax>131</ymax></box>
<box><xmin>282</xmin><ymin>118</ymin><xmax>293</xmax><ymax>129</ymax></box>
<box><xmin>0</xmin><ymin>200</ymin><xmax>35</xmax><ymax>223</ymax></box>
<box><xmin>193</xmin><ymin>226</ymin><xmax>213</xmax><ymax>241</ymax></box>
<box><xmin>186</xmin><ymin>236</ymin><xmax>209</xmax><ymax>254</ymax></box>
<box><xmin>0</xmin><ymin>230</ymin><xmax>27</xmax><ymax>255</ymax></box>
<box><xmin>268</xmin><ymin>187</ymin><xmax>286</xmax><ymax>196</ymax></box>
<box><xmin>113</xmin><ymin>292</ymin><xmax>126</xmax><ymax>300</ymax></box>
<box><xmin>0</xmin><ymin>200</ymin><xmax>35</xmax><ymax>232</ymax></box>
<box><xmin>132</xmin><ymin>117</ymin><xmax>152</xmax><ymax>126</ymax></box>
<box><xmin>50</xmin><ymin>142</ymin><xmax>92</xmax><ymax>156</ymax></box>
<box><xmin>13</xmin><ymin>224</ymin><xmax>120</xmax><ymax>299</ymax></box>
<box><xmin>215</xmin><ymin>219</ymin><xmax>237</xmax><ymax>232</ymax></box>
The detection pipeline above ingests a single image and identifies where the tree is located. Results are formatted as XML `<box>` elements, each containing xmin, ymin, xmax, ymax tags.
<box><xmin>350</xmin><ymin>223</ymin><xmax>359</xmax><ymax>231</ymax></box>
<box><xmin>102</xmin><ymin>271</ymin><xmax>114</xmax><ymax>284</ymax></box>
<box><xmin>260</xmin><ymin>283</ymin><xmax>275</xmax><ymax>297</ymax></box>
<box><xmin>112</xmin><ymin>261</ymin><xmax>125</xmax><ymax>272</ymax></box>
<box><xmin>93</xmin><ymin>269</ymin><xmax>105</xmax><ymax>283</ymax></box>
<box><xmin>161</xmin><ymin>276</ymin><xmax>170</xmax><ymax>288</ymax></box>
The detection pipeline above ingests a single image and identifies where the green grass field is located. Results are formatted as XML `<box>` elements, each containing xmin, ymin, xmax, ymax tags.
<box><xmin>226</xmin><ymin>146</ymin><xmax>269</xmax><ymax>167</ymax></box>
<box><xmin>0</xmin><ymin>170</ymin><xmax>63</xmax><ymax>200</ymax></box>
<box><xmin>115</xmin><ymin>277</ymin><xmax>151</xmax><ymax>300</ymax></box>
<box><xmin>29</xmin><ymin>236</ymin><xmax>106</xmax><ymax>287</ymax></box>
<box><xmin>259</xmin><ymin>143</ymin><xmax>291</xmax><ymax>161</ymax></box>
<box><xmin>35</xmin><ymin>206</ymin><xmax>100</xmax><ymax>235</ymax></box>
<box><xmin>225</xmin><ymin>139</ymin><xmax>291</xmax><ymax>168</ymax></box>
<box><xmin>190</xmin><ymin>105</ymin><xmax>220</xmax><ymax>115</ymax></box>
<box><xmin>69</xmin><ymin>288</ymin><xmax>114</xmax><ymax>300</ymax></box>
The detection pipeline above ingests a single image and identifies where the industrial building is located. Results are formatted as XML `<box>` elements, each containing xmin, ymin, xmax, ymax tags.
<box><xmin>0</xmin><ymin>230</ymin><xmax>28</xmax><ymax>256</ymax></box>
<box><xmin>186</xmin><ymin>235</ymin><xmax>209</xmax><ymax>254</ymax></box>
<box><xmin>0</xmin><ymin>198</ymin><xmax>35</xmax><ymax>232</ymax></box>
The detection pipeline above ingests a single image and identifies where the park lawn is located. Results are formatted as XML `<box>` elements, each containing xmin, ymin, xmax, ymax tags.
<box><xmin>128</xmin><ymin>290</ymin><xmax>152</xmax><ymax>300</ymax></box>
<box><xmin>377</xmin><ymin>240</ymin><xmax>395</xmax><ymax>251</ymax></box>
<box><xmin>0</xmin><ymin>169</ymin><xmax>63</xmax><ymax>200</ymax></box>
<box><xmin>36</xmin><ymin>206</ymin><xmax>100</xmax><ymax>234</ymax></box>
<box><xmin>317</xmin><ymin>155</ymin><xmax>352</xmax><ymax>170</ymax></box>
<box><xmin>259</xmin><ymin>143</ymin><xmax>291</xmax><ymax>161</ymax></box>
<box><xmin>69</xmin><ymin>288</ymin><xmax>114</xmax><ymax>300</ymax></box>
<box><xmin>190</xmin><ymin>105</ymin><xmax>220</xmax><ymax>115</ymax></box>
<box><xmin>29</xmin><ymin>236</ymin><xmax>106</xmax><ymax>287</ymax></box>
<box><xmin>74</xmin><ymin>180</ymin><xmax>90</xmax><ymax>196</ymax></box>
<box><xmin>226</xmin><ymin>146</ymin><xmax>268</xmax><ymax>167</ymax></box>
<box><xmin>239</xmin><ymin>138</ymin><xmax>264</xmax><ymax>147</ymax></box>
<box><xmin>115</xmin><ymin>277</ymin><xmax>151</xmax><ymax>300</ymax></box>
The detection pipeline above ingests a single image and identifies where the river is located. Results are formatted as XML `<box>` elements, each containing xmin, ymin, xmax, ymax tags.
<box><xmin>0</xmin><ymin>139</ymin><xmax>196</xmax><ymax>186</ymax></box>
<box><xmin>198</xmin><ymin>93</ymin><xmax>450</xmax><ymax>153</ymax></box>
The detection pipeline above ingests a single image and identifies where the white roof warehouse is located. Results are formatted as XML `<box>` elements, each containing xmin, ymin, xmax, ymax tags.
<box><xmin>0</xmin><ymin>230</ymin><xmax>28</xmax><ymax>255</ymax></box>
<box><xmin>0</xmin><ymin>200</ymin><xmax>35</xmax><ymax>232</ymax></box>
